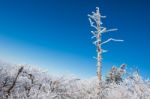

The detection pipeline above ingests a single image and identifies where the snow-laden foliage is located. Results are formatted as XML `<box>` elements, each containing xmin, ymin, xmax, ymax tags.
<box><xmin>0</xmin><ymin>62</ymin><xmax>150</xmax><ymax>99</ymax></box>
<box><xmin>106</xmin><ymin>64</ymin><xmax>126</xmax><ymax>84</ymax></box>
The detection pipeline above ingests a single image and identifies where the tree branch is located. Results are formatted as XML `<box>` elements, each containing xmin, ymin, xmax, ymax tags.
<box><xmin>101</xmin><ymin>28</ymin><xmax>118</xmax><ymax>33</ymax></box>
<box><xmin>88</xmin><ymin>18</ymin><xmax>97</xmax><ymax>29</ymax></box>
<box><xmin>101</xmin><ymin>38</ymin><xmax>124</xmax><ymax>45</ymax></box>
<box><xmin>6</xmin><ymin>66</ymin><xmax>24</xmax><ymax>98</ymax></box>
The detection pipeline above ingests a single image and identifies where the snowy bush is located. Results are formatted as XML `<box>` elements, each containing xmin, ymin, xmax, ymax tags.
<box><xmin>106</xmin><ymin>64</ymin><xmax>126</xmax><ymax>84</ymax></box>
<box><xmin>0</xmin><ymin>62</ymin><xmax>150</xmax><ymax>99</ymax></box>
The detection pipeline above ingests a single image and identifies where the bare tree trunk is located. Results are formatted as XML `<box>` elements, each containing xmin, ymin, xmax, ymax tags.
<box><xmin>96</xmin><ymin>23</ymin><xmax>102</xmax><ymax>81</ymax></box>
<box><xmin>88</xmin><ymin>7</ymin><xmax>123</xmax><ymax>98</ymax></box>
<box><xmin>88</xmin><ymin>7</ymin><xmax>102</xmax><ymax>81</ymax></box>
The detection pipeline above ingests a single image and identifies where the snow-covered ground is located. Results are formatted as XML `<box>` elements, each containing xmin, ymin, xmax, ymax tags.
<box><xmin>0</xmin><ymin>62</ymin><xmax>150</xmax><ymax>99</ymax></box>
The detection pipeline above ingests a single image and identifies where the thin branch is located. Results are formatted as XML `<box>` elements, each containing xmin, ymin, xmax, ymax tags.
<box><xmin>101</xmin><ymin>16</ymin><xmax>106</xmax><ymax>18</ymax></box>
<box><xmin>102</xmin><ymin>49</ymin><xmax>108</xmax><ymax>53</ymax></box>
<box><xmin>93</xmin><ymin>56</ymin><xmax>97</xmax><ymax>60</ymax></box>
<box><xmin>88</xmin><ymin>18</ymin><xmax>97</xmax><ymax>29</ymax></box>
<box><xmin>91</xmin><ymin>31</ymin><xmax>97</xmax><ymax>39</ymax></box>
<box><xmin>91</xmin><ymin>31</ymin><xmax>97</xmax><ymax>35</ymax></box>
<box><xmin>91</xmin><ymin>35</ymin><xmax>96</xmax><ymax>39</ymax></box>
<box><xmin>101</xmin><ymin>38</ymin><xmax>124</xmax><ymax>45</ymax></box>
<box><xmin>101</xmin><ymin>28</ymin><xmax>118</xmax><ymax>33</ymax></box>
<box><xmin>100</xmin><ymin>28</ymin><xmax>107</xmax><ymax>33</ymax></box>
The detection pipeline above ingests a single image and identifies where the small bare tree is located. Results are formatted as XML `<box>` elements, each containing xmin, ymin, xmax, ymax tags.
<box><xmin>88</xmin><ymin>7</ymin><xmax>123</xmax><ymax>81</ymax></box>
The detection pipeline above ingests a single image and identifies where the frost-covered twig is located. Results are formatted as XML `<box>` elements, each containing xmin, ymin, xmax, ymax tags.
<box><xmin>101</xmin><ymin>38</ymin><xmax>124</xmax><ymax>45</ymax></box>
<box><xmin>101</xmin><ymin>28</ymin><xmax>118</xmax><ymax>33</ymax></box>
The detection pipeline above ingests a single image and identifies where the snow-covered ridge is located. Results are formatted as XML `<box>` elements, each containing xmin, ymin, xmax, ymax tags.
<box><xmin>0</xmin><ymin>62</ymin><xmax>150</xmax><ymax>99</ymax></box>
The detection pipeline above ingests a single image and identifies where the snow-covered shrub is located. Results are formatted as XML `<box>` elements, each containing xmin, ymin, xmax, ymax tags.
<box><xmin>106</xmin><ymin>64</ymin><xmax>126</xmax><ymax>84</ymax></box>
<box><xmin>0</xmin><ymin>61</ymin><xmax>150</xmax><ymax>99</ymax></box>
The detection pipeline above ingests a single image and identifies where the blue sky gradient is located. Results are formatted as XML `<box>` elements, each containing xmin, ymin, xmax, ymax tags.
<box><xmin>0</xmin><ymin>0</ymin><xmax>149</xmax><ymax>78</ymax></box>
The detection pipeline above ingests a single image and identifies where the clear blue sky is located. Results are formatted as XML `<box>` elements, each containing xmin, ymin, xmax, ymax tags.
<box><xmin>0</xmin><ymin>0</ymin><xmax>149</xmax><ymax>78</ymax></box>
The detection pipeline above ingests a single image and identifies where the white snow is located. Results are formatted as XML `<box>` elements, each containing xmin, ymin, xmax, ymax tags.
<box><xmin>0</xmin><ymin>62</ymin><xmax>150</xmax><ymax>99</ymax></box>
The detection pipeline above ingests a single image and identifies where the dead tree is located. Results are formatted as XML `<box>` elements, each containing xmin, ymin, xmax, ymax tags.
<box><xmin>88</xmin><ymin>7</ymin><xmax>123</xmax><ymax>81</ymax></box>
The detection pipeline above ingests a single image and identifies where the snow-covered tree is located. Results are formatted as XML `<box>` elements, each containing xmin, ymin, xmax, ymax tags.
<box><xmin>88</xmin><ymin>7</ymin><xmax>123</xmax><ymax>81</ymax></box>
<box><xmin>106</xmin><ymin>64</ymin><xmax>126</xmax><ymax>84</ymax></box>
<box><xmin>0</xmin><ymin>61</ymin><xmax>150</xmax><ymax>99</ymax></box>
